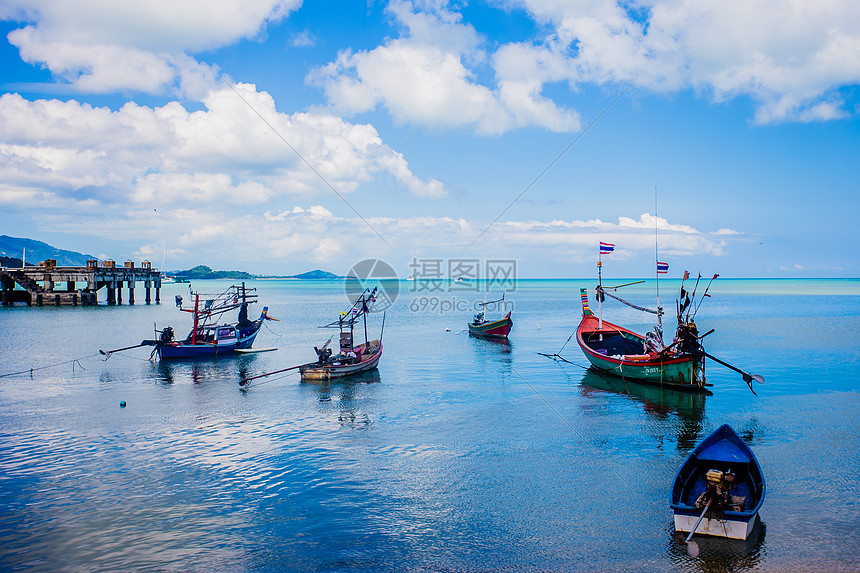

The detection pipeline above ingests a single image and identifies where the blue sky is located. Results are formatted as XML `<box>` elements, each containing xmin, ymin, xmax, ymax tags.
<box><xmin>0</xmin><ymin>0</ymin><xmax>857</xmax><ymax>278</ymax></box>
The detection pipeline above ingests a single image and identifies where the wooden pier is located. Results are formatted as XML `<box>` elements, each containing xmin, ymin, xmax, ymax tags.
<box><xmin>0</xmin><ymin>259</ymin><xmax>162</xmax><ymax>306</ymax></box>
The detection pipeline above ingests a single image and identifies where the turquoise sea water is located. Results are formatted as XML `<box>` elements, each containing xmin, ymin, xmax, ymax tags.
<box><xmin>0</xmin><ymin>278</ymin><xmax>859</xmax><ymax>572</ymax></box>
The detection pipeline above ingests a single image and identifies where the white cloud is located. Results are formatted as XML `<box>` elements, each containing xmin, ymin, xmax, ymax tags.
<box><xmin>308</xmin><ymin>0</ymin><xmax>859</xmax><ymax>128</ymax></box>
<box><xmin>308</xmin><ymin>1</ymin><xmax>581</xmax><ymax>135</ymax></box>
<box><xmin>2</xmin><ymin>0</ymin><xmax>301</xmax><ymax>97</ymax></box>
<box><xmin>0</xmin><ymin>85</ymin><xmax>447</xmax><ymax>213</ymax></box>
<box><xmin>516</xmin><ymin>0</ymin><xmax>860</xmax><ymax>123</ymax></box>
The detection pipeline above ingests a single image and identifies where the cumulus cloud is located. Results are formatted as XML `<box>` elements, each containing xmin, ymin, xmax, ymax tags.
<box><xmin>309</xmin><ymin>0</ymin><xmax>859</xmax><ymax>128</ymax></box>
<box><xmin>308</xmin><ymin>0</ymin><xmax>581</xmax><ymax>135</ymax></box>
<box><xmin>2</xmin><ymin>0</ymin><xmax>301</xmax><ymax>97</ymax></box>
<box><xmin>6</xmin><ymin>0</ymin><xmax>855</xmax><ymax>129</ymax></box>
<box><xmin>0</xmin><ymin>84</ymin><xmax>447</xmax><ymax>213</ymax></box>
<box><xmin>515</xmin><ymin>0</ymin><xmax>860</xmax><ymax>124</ymax></box>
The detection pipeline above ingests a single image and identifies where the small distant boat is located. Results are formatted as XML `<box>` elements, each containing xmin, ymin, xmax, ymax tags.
<box><xmin>144</xmin><ymin>283</ymin><xmax>274</xmax><ymax>359</ymax></box>
<box><xmin>468</xmin><ymin>294</ymin><xmax>512</xmax><ymax>339</ymax></box>
<box><xmin>299</xmin><ymin>287</ymin><xmax>384</xmax><ymax>381</ymax></box>
<box><xmin>671</xmin><ymin>424</ymin><xmax>765</xmax><ymax>540</ymax></box>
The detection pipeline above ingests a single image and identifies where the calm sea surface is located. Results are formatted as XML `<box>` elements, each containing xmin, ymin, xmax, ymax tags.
<box><xmin>1</xmin><ymin>278</ymin><xmax>858</xmax><ymax>572</ymax></box>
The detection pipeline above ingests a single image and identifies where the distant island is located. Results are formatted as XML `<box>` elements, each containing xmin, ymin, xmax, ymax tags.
<box><xmin>1</xmin><ymin>235</ymin><xmax>341</xmax><ymax>279</ymax></box>
<box><xmin>169</xmin><ymin>266</ymin><xmax>341</xmax><ymax>280</ymax></box>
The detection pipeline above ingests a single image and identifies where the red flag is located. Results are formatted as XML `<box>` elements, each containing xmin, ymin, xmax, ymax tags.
<box><xmin>683</xmin><ymin>270</ymin><xmax>690</xmax><ymax>281</ymax></box>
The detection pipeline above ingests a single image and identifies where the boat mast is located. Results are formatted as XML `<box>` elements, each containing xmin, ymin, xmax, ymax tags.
<box><xmin>597</xmin><ymin>245</ymin><xmax>604</xmax><ymax>335</ymax></box>
<box><xmin>363</xmin><ymin>291</ymin><xmax>368</xmax><ymax>345</ymax></box>
<box><xmin>654</xmin><ymin>186</ymin><xmax>663</xmax><ymax>342</ymax></box>
<box><xmin>192</xmin><ymin>293</ymin><xmax>199</xmax><ymax>345</ymax></box>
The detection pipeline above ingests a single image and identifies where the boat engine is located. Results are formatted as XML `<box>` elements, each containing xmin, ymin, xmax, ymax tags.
<box><xmin>314</xmin><ymin>346</ymin><xmax>333</xmax><ymax>363</ymax></box>
<box><xmin>696</xmin><ymin>469</ymin><xmax>745</xmax><ymax>514</ymax></box>
<box><xmin>159</xmin><ymin>326</ymin><xmax>174</xmax><ymax>344</ymax></box>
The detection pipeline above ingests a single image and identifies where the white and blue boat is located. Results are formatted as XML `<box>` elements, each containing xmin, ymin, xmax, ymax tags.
<box><xmin>671</xmin><ymin>424</ymin><xmax>765</xmax><ymax>540</ymax></box>
<box><xmin>144</xmin><ymin>283</ymin><xmax>274</xmax><ymax>360</ymax></box>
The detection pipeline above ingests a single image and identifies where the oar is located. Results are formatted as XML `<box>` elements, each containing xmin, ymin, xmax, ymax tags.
<box><xmin>703</xmin><ymin>352</ymin><xmax>764</xmax><ymax>395</ymax></box>
<box><xmin>239</xmin><ymin>364</ymin><xmax>303</xmax><ymax>386</ymax></box>
<box><xmin>99</xmin><ymin>341</ymin><xmax>151</xmax><ymax>359</ymax></box>
<box><xmin>684</xmin><ymin>499</ymin><xmax>712</xmax><ymax>557</ymax></box>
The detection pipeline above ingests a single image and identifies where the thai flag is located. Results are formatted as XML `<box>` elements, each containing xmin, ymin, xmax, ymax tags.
<box><xmin>657</xmin><ymin>261</ymin><xmax>669</xmax><ymax>274</ymax></box>
<box><xmin>599</xmin><ymin>242</ymin><xmax>615</xmax><ymax>254</ymax></box>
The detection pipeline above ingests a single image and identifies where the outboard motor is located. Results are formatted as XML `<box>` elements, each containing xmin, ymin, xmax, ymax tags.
<box><xmin>696</xmin><ymin>469</ymin><xmax>745</xmax><ymax>515</ymax></box>
<box><xmin>159</xmin><ymin>326</ymin><xmax>175</xmax><ymax>344</ymax></box>
<box><xmin>314</xmin><ymin>346</ymin><xmax>332</xmax><ymax>364</ymax></box>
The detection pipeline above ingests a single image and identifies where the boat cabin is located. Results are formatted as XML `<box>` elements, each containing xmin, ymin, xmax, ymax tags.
<box><xmin>187</xmin><ymin>324</ymin><xmax>238</xmax><ymax>344</ymax></box>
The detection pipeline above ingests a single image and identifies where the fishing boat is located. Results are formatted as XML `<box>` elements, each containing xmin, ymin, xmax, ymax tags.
<box><xmin>142</xmin><ymin>283</ymin><xmax>274</xmax><ymax>360</ymax></box>
<box><xmin>671</xmin><ymin>424</ymin><xmax>765</xmax><ymax>541</ymax></box>
<box><xmin>574</xmin><ymin>233</ymin><xmax>763</xmax><ymax>393</ymax></box>
<box><xmin>468</xmin><ymin>294</ymin><xmax>512</xmax><ymax>339</ymax></box>
<box><xmin>299</xmin><ymin>287</ymin><xmax>384</xmax><ymax>381</ymax></box>
<box><xmin>577</xmin><ymin>287</ymin><xmax>707</xmax><ymax>391</ymax></box>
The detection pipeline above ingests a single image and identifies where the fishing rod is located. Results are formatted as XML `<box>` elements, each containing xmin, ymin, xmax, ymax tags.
<box><xmin>685</xmin><ymin>273</ymin><xmax>702</xmax><ymax>322</ymax></box>
<box><xmin>691</xmin><ymin>274</ymin><xmax>719</xmax><ymax>319</ymax></box>
<box><xmin>477</xmin><ymin>293</ymin><xmax>506</xmax><ymax>307</ymax></box>
<box><xmin>599</xmin><ymin>289</ymin><xmax>661</xmax><ymax>315</ymax></box>
<box><xmin>600</xmin><ymin>280</ymin><xmax>645</xmax><ymax>291</ymax></box>
<box><xmin>321</xmin><ymin>286</ymin><xmax>378</xmax><ymax>329</ymax></box>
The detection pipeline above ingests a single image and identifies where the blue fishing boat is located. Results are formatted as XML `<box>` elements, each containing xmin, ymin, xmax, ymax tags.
<box><xmin>671</xmin><ymin>424</ymin><xmax>765</xmax><ymax>541</ymax></box>
<box><xmin>145</xmin><ymin>283</ymin><xmax>274</xmax><ymax>359</ymax></box>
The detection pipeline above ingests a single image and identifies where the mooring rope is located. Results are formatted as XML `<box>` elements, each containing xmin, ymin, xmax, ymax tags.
<box><xmin>0</xmin><ymin>353</ymin><xmax>102</xmax><ymax>379</ymax></box>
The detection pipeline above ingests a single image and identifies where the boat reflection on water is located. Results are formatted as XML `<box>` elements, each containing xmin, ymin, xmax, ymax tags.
<box><xmin>469</xmin><ymin>334</ymin><xmax>512</xmax><ymax>351</ymax></box>
<box><xmin>302</xmin><ymin>369</ymin><xmax>381</xmax><ymax>429</ymax></box>
<box><xmin>153</xmin><ymin>354</ymin><xmax>262</xmax><ymax>385</ymax></box>
<box><xmin>578</xmin><ymin>369</ymin><xmax>707</xmax><ymax>451</ymax></box>
<box><xmin>468</xmin><ymin>335</ymin><xmax>515</xmax><ymax>383</ymax></box>
<box><xmin>668</xmin><ymin>518</ymin><xmax>766</xmax><ymax>571</ymax></box>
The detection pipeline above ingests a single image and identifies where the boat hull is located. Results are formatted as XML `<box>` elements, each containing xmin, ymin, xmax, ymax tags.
<box><xmin>157</xmin><ymin>322</ymin><xmax>262</xmax><ymax>359</ymax></box>
<box><xmin>468</xmin><ymin>312</ymin><xmax>512</xmax><ymax>339</ymax></box>
<box><xmin>670</xmin><ymin>424</ymin><xmax>766</xmax><ymax>540</ymax></box>
<box><xmin>577</xmin><ymin>312</ymin><xmax>706</xmax><ymax>392</ymax></box>
<box><xmin>673</xmin><ymin>509</ymin><xmax>757</xmax><ymax>540</ymax></box>
<box><xmin>300</xmin><ymin>340</ymin><xmax>382</xmax><ymax>381</ymax></box>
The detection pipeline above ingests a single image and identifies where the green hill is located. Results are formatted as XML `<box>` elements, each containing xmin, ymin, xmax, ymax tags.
<box><xmin>0</xmin><ymin>235</ymin><xmax>96</xmax><ymax>267</ymax></box>
<box><xmin>170</xmin><ymin>266</ymin><xmax>342</xmax><ymax>280</ymax></box>
<box><xmin>172</xmin><ymin>265</ymin><xmax>257</xmax><ymax>280</ymax></box>
<box><xmin>287</xmin><ymin>270</ymin><xmax>341</xmax><ymax>279</ymax></box>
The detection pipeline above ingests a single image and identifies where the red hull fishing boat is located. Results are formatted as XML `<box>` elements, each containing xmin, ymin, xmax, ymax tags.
<box><xmin>468</xmin><ymin>294</ymin><xmax>512</xmax><ymax>339</ymax></box>
<box><xmin>301</xmin><ymin>287</ymin><xmax>384</xmax><ymax>380</ymax></box>
<box><xmin>572</xmin><ymin>235</ymin><xmax>762</xmax><ymax>394</ymax></box>
<box><xmin>240</xmin><ymin>287</ymin><xmax>383</xmax><ymax>388</ymax></box>
<box><xmin>577</xmin><ymin>288</ymin><xmax>707</xmax><ymax>391</ymax></box>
